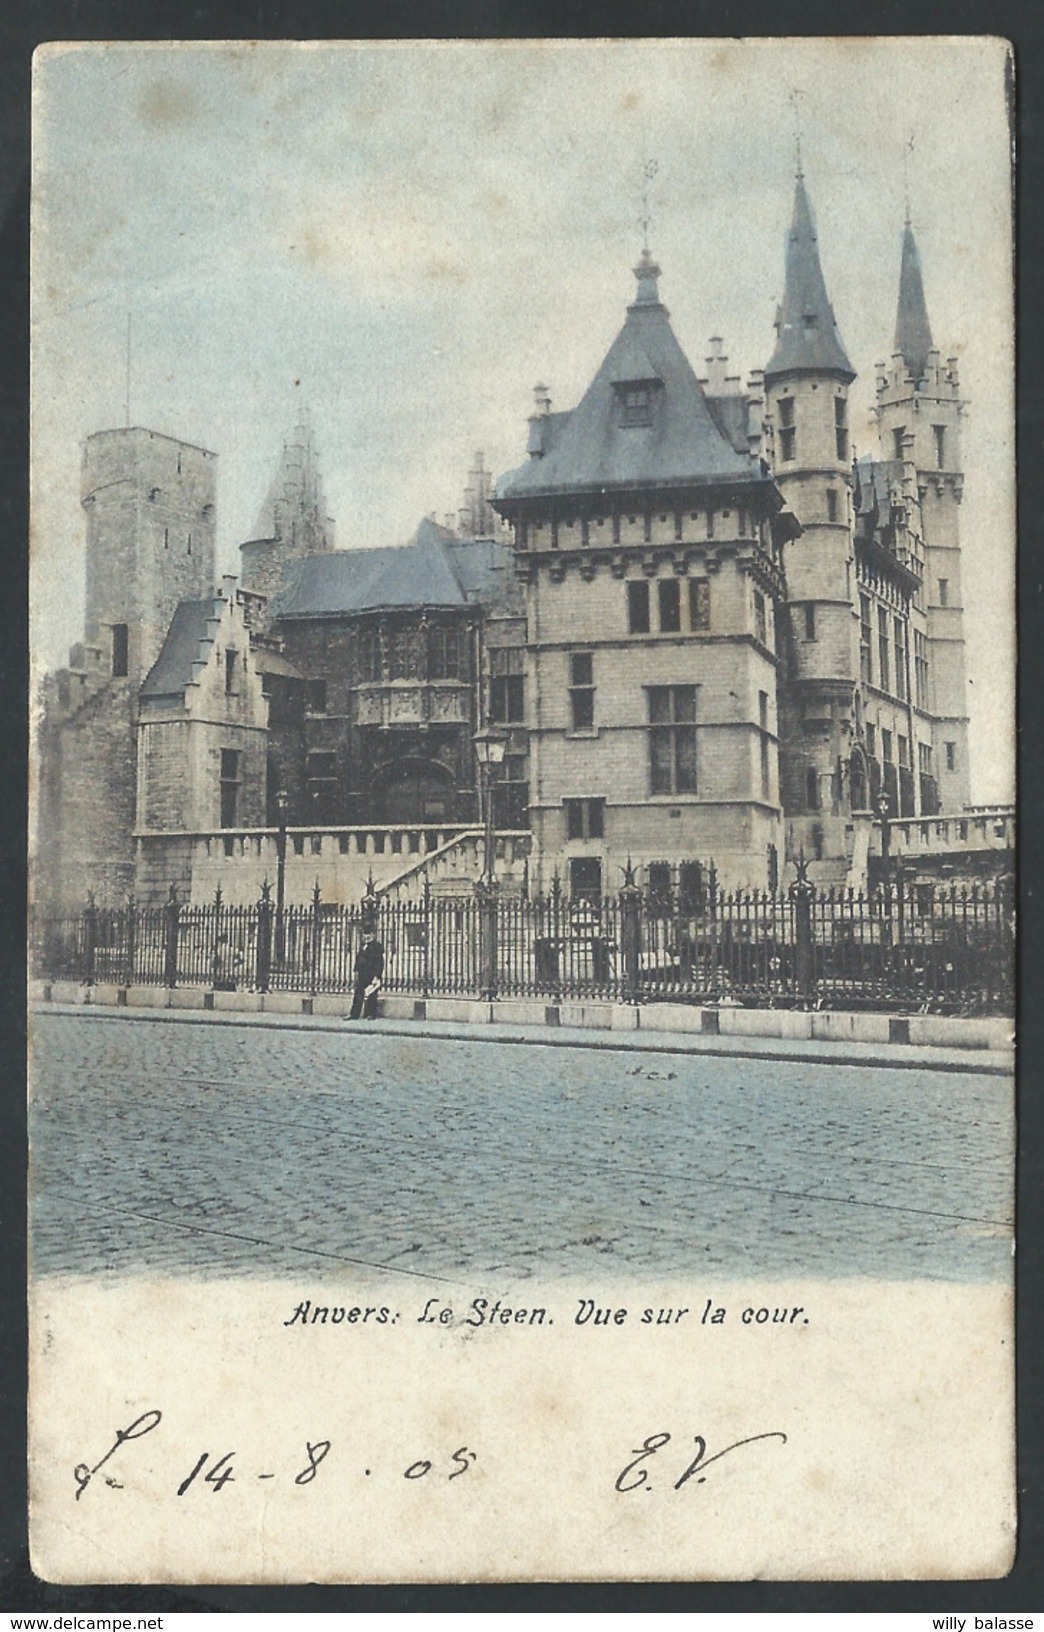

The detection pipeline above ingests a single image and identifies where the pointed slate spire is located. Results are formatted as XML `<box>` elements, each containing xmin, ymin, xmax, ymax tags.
<box><xmin>765</xmin><ymin>175</ymin><xmax>854</xmax><ymax>381</ymax></box>
<box><xmin>893</xmin><ymin>220</ymin><xmax>934</xmax><ymax>384</ymax></box>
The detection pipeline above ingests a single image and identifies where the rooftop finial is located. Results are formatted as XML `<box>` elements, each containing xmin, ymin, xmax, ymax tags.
<box><xmin>902</xmin><ymin>130</ymin><xmax>915</xmax><ymax>226</ymax></box>
<box><xmin>789</xmin><ymin>90</ymin><xmax>805</xmax><ymax>181</ymax></box>
<box><xmin>124</xmin><ymin>309</ymin><xmax>132</xmax><ymax>428</ymax></box>
<box><xmin>639</xmin><ymin>158</ymin><xmax>658</xmax><ymax>255</ymax></box>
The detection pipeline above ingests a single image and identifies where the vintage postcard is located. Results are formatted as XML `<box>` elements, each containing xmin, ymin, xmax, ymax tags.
<box><xmin>28</xmin><ymin>38</ymin><xmax>1016</xmax><ymax>1583</ymax></box>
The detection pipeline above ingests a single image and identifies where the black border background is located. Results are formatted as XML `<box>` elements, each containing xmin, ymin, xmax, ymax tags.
<box><xmin>3</xmin><ymin>2</ymin><xmax>1040</xmax><ymax>1612</ymax></box>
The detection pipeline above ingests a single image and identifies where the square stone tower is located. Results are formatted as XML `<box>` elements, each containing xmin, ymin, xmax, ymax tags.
<box><xmin>82</xmin><ymin>426</ymin><xmax>217</xmax><ymax>686</ymax></box>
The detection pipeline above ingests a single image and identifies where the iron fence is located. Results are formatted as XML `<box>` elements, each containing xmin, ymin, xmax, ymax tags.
<box><xmin>32</xmin><ymin>876</ymin><xmax>1014</xmax><ymax>1015</ymax></box>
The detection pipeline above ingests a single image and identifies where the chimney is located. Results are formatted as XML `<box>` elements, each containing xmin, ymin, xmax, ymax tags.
<box><xmin>528</xmin><ymin>383</ymin><xmax>552</xmax><ymax>458</ymax></box>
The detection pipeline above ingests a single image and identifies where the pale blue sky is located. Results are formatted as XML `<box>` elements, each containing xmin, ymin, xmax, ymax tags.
<box><xmin>31</xmin><ymin>38</ymin><xmax>1015</xmax><ymax>799</ymax></box>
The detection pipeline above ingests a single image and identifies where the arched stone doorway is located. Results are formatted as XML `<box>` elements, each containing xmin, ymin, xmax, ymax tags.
<box><xmin>371</xmin><ymin>756</ymin><xmax>457</xmax><ymax>825</ymax></box>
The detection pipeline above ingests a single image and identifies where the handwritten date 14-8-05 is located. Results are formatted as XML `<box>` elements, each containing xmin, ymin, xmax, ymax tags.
<box><xmin>73</xmin><ymin>1410</ymin><xmax>478</xmax><ymax>1499</ymax></box>
<box><xmin>72</xmin><ymin>1409</ymin><xmax>786</xmax><ymax>1504</ymax></box>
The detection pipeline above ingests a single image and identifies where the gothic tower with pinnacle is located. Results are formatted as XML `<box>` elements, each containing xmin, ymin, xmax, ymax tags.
<box><xmin>763</xmin><ymin>170</ymin><xmax>859</xmax><ymax>880</ymax></box>
<box><xmin>873</xmin><ymin>217</ymin><xmax>971</xmax><ymax>813</ymax></box>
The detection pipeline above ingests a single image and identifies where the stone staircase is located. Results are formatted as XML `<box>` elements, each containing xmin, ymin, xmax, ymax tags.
<box><xmin>377</xmin><ymin>830</ymin><xmax>531</xmax><ymax>902</ymax></box>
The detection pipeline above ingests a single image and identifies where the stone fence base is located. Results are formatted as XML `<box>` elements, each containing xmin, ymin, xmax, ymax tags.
<box><xmin>31</xmin><ymin>979</ymin><xmax>1014</xmax><ymax>1055</ymax></box>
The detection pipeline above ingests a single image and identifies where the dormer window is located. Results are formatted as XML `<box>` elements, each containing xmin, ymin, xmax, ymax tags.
<box><xmin>615</xmin><ymin>380</ymin><xmax>659</xmax><ymax>428</ymax></box>
<box><xmin>802</xmin><ymin>312</ymin><xmax>818</xmax><ymax>333</ymax></box>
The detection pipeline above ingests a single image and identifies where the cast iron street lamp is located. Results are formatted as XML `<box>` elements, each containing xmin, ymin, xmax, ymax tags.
<box><xmin>876</xmin><ymin>790</ymin><xmax>892</xmax><ymax>894</ymax></box>
<box><xmin>473</xmin><ymin>728</ymin><xmax>507</xmax><ymax>886</ymax></box>
<box><xmin>275</xmin><ymin>788</ymin><xmax>289</xmax><ymax>962</ymax></box>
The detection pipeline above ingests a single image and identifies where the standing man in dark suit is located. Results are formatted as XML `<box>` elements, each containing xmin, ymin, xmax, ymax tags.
<box><xmin>349</xmin><ymin>930</ymin><xmax>385</xmax><ymax>1019</ymax></box>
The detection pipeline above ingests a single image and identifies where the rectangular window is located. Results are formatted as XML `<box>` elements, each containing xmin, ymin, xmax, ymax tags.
<box><xmin>491</xmin><ymin>673</ymin><xmax>525</xmax><ymax>724</ymax></box>
<box><xmin>564</xmin><ymin>798</ymin><xmax>604</xmax><ymax>841</ymax></box>
<box><xmin>804</xmin><ymin>604</ymin><xmax>816</xmax><ymax>641</ymax></box>
<box><xmin>306</xmin><ymin>752</ymin><xmax>337</xmax><ymax>824</ymax></box>
<box><xmin>111</xmin><ymin>623</ymin><xmax>129</xmax><ymax>678</ymax></box>
<box><xmin>877</xmin><ymin>607</ymin><xmax>891</xmax><ymax>692</ymax></box>
<box><xmin>627</xmin><ymin>580</ymin><xmax>651</xmax><ymax>634</ymax></box>
<box><xmin>658</xmin><ymin>578</ymin><xmax>681</xmax><ymax>633</ymax></box>
<box><xmin>866</xmin><ymin>723</ymin><xmax>876</xmax><ymax>758</ymax></box>
<box><xmin>569</xmin><ymin>856</ymin><xmax>602</xmax><ymax>902</ymax></box>
<box><xmin>646</xmin><ymin>861</ymin><xmax>672</xmax><ymax>903</ymax></box>
<box><xmin>859</xmin><ymin>593</ymin><xmax>873</xmax><ymax>683</ymax></box>
<box><xmin>358</xmin><ymin>627</ymin><xmax>381</xmax><ymax>682</ymax></box>
<box><xmin>224</xmin><ymin>649</ymin><xmax>237</xmax><ymax>695</ymax></box>
<box><xmin>894</xmin><ymin>618</ymin><xmax>908</xmax><ymax>702</ymax></box>
<box><xmin>834</xmin><ymin>396</ymin><xmax>848</xmax><ymax>461</ymax></box>
<box><xmin>778</xmin><ymin>397</ymin><xmax>796</xmax><ymax>462</ymax></box>
<box><xmin>568</xmin><ymin>652</ymin><xmax>594</xmax><ymax>731</ymax></box>
<box><xmin>689</xmin><ymin>578</ymin><xmax>711</xmax><ymax>631</ymax></box>
<box><xmin>649</xmin><ymin>685</ymin><xmax>697</xmax><ymax>795</ymax></box>
<box><xmin>430</xmin><ymin>626</ymin><xmax>463</xmax><ymax>680</ymax></box>
<box><xmin>893</xmin><ymin>426</ymin><xmax>906</xmax><ymax>460</ymax></box>
<box><xmin>827</xmin><ymin>489</ymin><xmax>838</xmax><ymax>523</ymax></box>
<box><xmin>881</xmin><ymin>729</ymin><xmax>893</xmax><ymax>763</ymax></box>
<box><xmin>918</xmin><ymin>743</ymin><xmax>932</xmax><ymax>774</ymax></box>
<box><xmin>898</xmin><ymin>734</ymin><xmax>910</xmax><ymax>768</ymax></box>
<box><xmin>945</xmin><ymin>741</ymin><xmax>956</xmax><ymax>772</ymax></box>
<box><xmin>933</xmin><ymin>425</ymin><xmax>946</xmax><ymax>469</ymax></box>
<box><xmin>679</xmin><ymin>861</ymin><xmax>705</xmax><ymax>912</ymax></box>
<box><xmin>914</xmin><ymin>630</ymin><xmax>929</xmax><ymax>709</ymax></box>
<box><xmin>495</xmin><ymin>752</ymin><xmax>529</xmax><ymax>829</ymax></box>
<box><xmin>938</xmin><ymin>578</ymin><xmax>949</xmax><ymax>607</ymax></box>
<box><xmin>307</xmin><ymin>678</ymin><xmax>328</xmax><ymax>713</ymax></box>
<box><xmin>759</xmin><ymin>689</ymin><xmax>771</xmax><ymax>798</ymax></box>
<box><xmin>219</xmin><ymin>748</ymin><xmax>240</xmax><ymax>829</ymax></box>
<box><xmin>754</xmin><ymin>590</ymin><xmax>768</xmax><ymax>646</ymax></box>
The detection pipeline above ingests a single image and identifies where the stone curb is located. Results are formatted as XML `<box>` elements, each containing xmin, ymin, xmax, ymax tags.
<box><xmin>30</xmin><ymin>992</ymin><xmax>1014</xmax><ymax>1078</ymax></box>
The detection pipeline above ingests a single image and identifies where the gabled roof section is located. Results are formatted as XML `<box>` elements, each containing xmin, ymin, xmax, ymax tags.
<box><xmin>447</xmin><ymin>536</ymin><xmax>524</xmax><ymax>613</ymax></box>
<box><xmin>765</xmin><ymin>176</ymin><xmax>854</xmax><ymax>382</ymax></box>
<box><xmin>497</xmin><ymin>252</ymin><xmax>761</xmax><ymax>503</ymax></box>
<box><xmin>894</xmin><ymin>221</ymin><xmax>935</xmax><ymax>383</ymax></box>
<box><xmin>140</xmin><ymin>598</ymin><xmax>218</xmax><ymax>699</ymax></box>
<box><xmin>271</xmin><ymin>520</ymin><xmax>518</xmax><ymax>620</ymax></box>
<box><xmin>853</xmin><ymin>457</ymin><xmax>903</xmax><ymax>520</ymax></box>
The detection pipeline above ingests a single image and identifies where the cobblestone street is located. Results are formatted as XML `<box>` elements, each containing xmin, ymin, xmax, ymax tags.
<box><xmin>30</xmin><ymin>1012</ymin><xmax>1013</xmax><ymax>1284</ymax></box>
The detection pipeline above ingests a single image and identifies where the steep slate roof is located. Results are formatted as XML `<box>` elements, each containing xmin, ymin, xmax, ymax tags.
<box><xmin>140</xmin><ymin>598</ymin><xmax>217</xmax><ymax>699</ymax></box>
<box><xmin>271</xmin><ymin>519</ymin><xmax>517</xmax><ymax>620</ymax></box>
<box><xmin>764</xmin><ymin>176</ymin><xmax>854</xmax><ymax>381</ymax></box>
<box><xmin>448</xmin><ymin>536</ymin><xmax>524</xmax><ymax>613</ymax></box>
<box><xmin>893</xmin><ymin>221</ymin><xmax>935</xmax><ymax>383</ymax></box>
<box><xmin>497</xmin><ymin>252</ymin><xmax>762</xmax><ymax>503</ymax></box>
<box><xmin>705</xmin><ymin>393</ymin><xmax>751</xmax><ymax>456</ymax></box>
<box><xmin>853</xmin><ymin>457</ymin><xmax>902</xmax><ymax>520</ymax></box>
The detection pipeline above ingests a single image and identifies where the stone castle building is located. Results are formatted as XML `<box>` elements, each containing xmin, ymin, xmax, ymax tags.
<box><xmin>36</xmin><ymin>169</ymin><xmax>1001</xmax><ymax>913</ymax></box>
